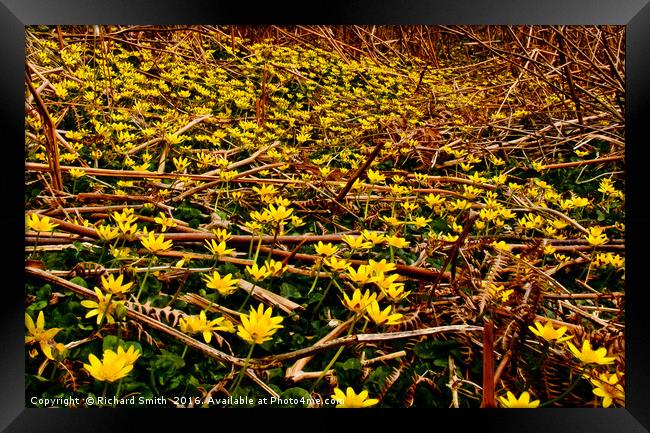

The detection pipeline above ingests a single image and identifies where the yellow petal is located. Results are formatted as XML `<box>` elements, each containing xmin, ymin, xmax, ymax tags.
<box><xmin>40</xmin><ymin>342</ymin><xmax>54</xmax><ymax>360</ymax></box>
<box><xmin>25</xmin><ymin>313</ymin><xmax>35</xmax><ymax>332</ymax></box>
<box><xmin>363</xmin><ymin>398</ymin><xmax>379</xmax><ymax>407</ymax></box>
<box><xmin>36</xmin><ymin>311</ymin><xmax>45</xmax><ymax>329</ymax></box>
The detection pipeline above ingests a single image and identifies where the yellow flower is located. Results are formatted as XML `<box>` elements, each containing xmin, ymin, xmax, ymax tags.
<box><xmin>267</xmin><ymin>204</ymin><xmax>293</xmax><ymax>222</ymax></box>
<box><xmin>424</xmin><ymin>193</ymin><xmax>445</xmax><ymax>208</ymax></box>
<box><xmin>382</xmin><ymin>282</ymin><xmax>410</xmax><ymax>303</ymax></box>
<box><xmin>543</xmin><ymin>245</ymin><xmax>557</xmax><ymax>255</ymax></box>
<box><xmin>96</xmin><ymin>225</ymin><xmax>120</xmax><ymax>242</ymax></box>
<box><xmin>25</xmin><ymin>311</ymin><xmax>63</xmax><ymax>360</ymax></box>
<box><xmin>499</xmin><ymin>391</ymin><xmax>540</xmax><ymax>408</ymax></box>
<box><xmin>346</xmin><ymin>265</ymin><xmax>374</xmax><ymax>286</ymax></box>
<box><xmin>409</xmin><ymin>216</ymin><xmax>431</xmax><ymax>229</ymax></box>
<box><xmin>490</xmin><ymin>155</ymin><xmax>505</xmax><ymax>166</ymax></box>
<box><xmin>100</xmin><ymin>273</ymin><xmax>133</xmax><ymax>295</ymax></box>
<box><xmin>69</xmin><ymin>168</ymin><xmax>86</xmax><ymax>178</ymax></box>
<box><xmin>246</xmin><ymin>263</ymin><xmax>271</xmax><ymax>281</ymax></box>
<box><xmin>116</xmin><ymin>345</ymin><xmax>141</xmax><ymax>365</ymax></box>
<box><xmin>331</xmin><ymin>387</ymin><xmax>379</xmax><ymax>408</ymax></box>
<box><xmin>173</xmin><ymin>156</ymin><xmax>190</xmax><ymax>172</ymax></box>
<box><xmin>571</xmin><ymin>197</ymin><xmax>590</xmax><ymax>208</ymax></box>
<box><xmin>365</xmin><ymin>301</ymin><xmax>403</xmax><ymax>326</ymax></box>
<box><xmin>541</xmin><ymin>225</ymin><xmax>558</xmax><ymax>237</ymax></box>
<box><xmin>585</xmin><ymin>226</ymin><xmax>608</xmax><ymax>246</ymax></box>
<box><xmin>323</xmin><ymin>256</ymin><xmax>351</xmax><ymax>272</ymax></box>
<box><xmin>528</xmin><ymin>320</ymin><xmax>573</xmax><ymax>343</ymax></box>
<box><xmin>567</xmin><ymin>340</ymin><xmax>616</xmax><ymax>365</ymax></box>
<box><xmin>459</xmin><ymin>161</ymin><xmax>473</xmax><ymax>171</ymax></box>
<box><xmin>366</xmin><ymin>169</ymin><xmax>385</xmax><ymax>184</ymax></box>
<box><xmin>319</xmin><ymin>166</ymin><xmax>333</xmax><ymax>178</ymax></box>
<box><xmin>439</xmin><ymin>232</ymin><xmax>459</xmax><ymax>242</ymax></box>
<box><xmin>212</xmin><ymin>228</ymin><xmax>232</xmax><ymax>243</ymax></box>
<box><xmin>371</xmin><ymin>272</ymin><xmax>400</xmax><ymax>291</ymax></box>
<box><xmin>204</xmin><ymin>239</ymin><xmax>235</xmax><ymax>257</ymax></box>
<box><xmin>290</xmin><ymin>215</ymin><xmax>305</xmax><ymax>228</ymax></box>
<box><xmin>237</xmin><ymin>304</ymin><xmax>284</xmax><ymax>345</ymax></box>
<box><xmin>315</xmin><ymin>241</ymin><xmax>338</xmax><ymax>257</ymax></box>
<box><xmin>447</xmin><ymin>198</ymin><xmax>471</xmax><ymax>211</ymax></box>
<box><xmin>450</xmin><ymin>221</ymin><xmax>463</xmax><ymax>234</ymax></box>
<box><xmin>479</xmin><ymin>208</ymin><xmax>500</xmax><ymax>222</ymax></box>
<box><xmin>469</xmin><ymin>172</ymin><xmax>488</xmax><ymax>183</ymax></box>
<box><xmin>154</xmin><ymin>212</ymin><xmax>177</xmax><ymax>232</ymax></box>
<box><xmin>491</xmin><ymin>173</ymin><xmax>507</xmax><ymax>185</ymax></box>
<box><xmin>141</xmin><ymin>232</ymin><xmax>173</xmax><ymax>253</ymax></box>
<box><xmin>250</xmin><ymin>210</ymin><xmax>273</xmax><ymax>223</ymax></box>
<box><xmin>83</xmin><ymin>349</ymin><xmax>134</xmax><ymax>383</ymax></box>
<box><xmin>559</xmin><ymin>199</ymin><xmax>575</xmax><ymax>211</ymax></box>
<box><xmin>81</xmin><ymin>287</ymin><xmax>123</xmax><ymax>325</ymax></box>
<box><xmin>253</xmin><ymin>184</ymin><xmax>278</xmax><ymax>197</ymax></box>
<box><xmin>593</xmin><ymin>252</ymin><xmax>624</xmax><ymax>269</ymax></box>
<box><xmin>385</xmin><ymin>235</ymin><xmax>409</xmax><ymax>249</ymax></box>
<box><xmin>413</xmin><ymin>172</ymin><xmax>429</xmax><ymax>184</ymax></box>
<box><xmin>342</xmin><ymin>235</ymin><xmax>373</xmax><ymax>250</ymax></box>
<box><xmin>492</xmin><ymin>240</ymin><xmax>511</xmax><ymax>251</ymax></box>
<box><xmin>112</xmin><ymin>208</ymin><xmax>137</xmax><ymax>226</ymax></box>
<box><xmin>203</xmin><ymin>271</ymin><xmax>239</xmax><ymax>296</ymax></box>
<box><xmin>533</xmin><ymin>179</ymin><xmax>550</xmax><ymax>189</ymax></box>
<box><xmin>244</xmin><ymin>220</ymin><xmax>263</xmax><ymax>234</ymax></box>
<box><xmin>341</xmin><ymin>288</ymin><xmax>377</xmax><ymax>313</ymax></box>
<box><xmin>380</xmin><ymin>215</ymin><xmax>403</xmax><ymax>227</ymax></box>
<box><xmin>367</xmin><ymin>259</ymin><xmax>396</xmax><ymax>275</ymax></box>
<box><xmin>518</xmin><ymin>213</ymin><xmax>544</xmax><ymax>230</ymax></box>
<box><xmin>554</xmin><ymin>253</ymin><xmax>570</xmax><ymax>263</ymax></box>
<box><xmin>26</xmin><ymin>214</ymin><xmax>58</xmax><ymax>232</ymax></box>
<box><xmin>116</xmin><ymin>220</ymin><xmax>138</xmax><ymax>236</ymax></box>
<box><xmin>589</xmin><ymin>372</ymin><xmax>625</xmax><ymax>408</ymax></box>
<box><xmin>264</xmin><ymin>258</ymin><xmax>287</xmax><ymax>277</ymax></box>
<box><xmin>531</xmin><ymin>161</ymin><xmax>545</xmax><ymax>172</ymax></box>
<box><xmin>111</xmin><ymin>246</ymin><xmax>131</xmax><ymax>260</ymax></box>
<box><xmin>575</xmin><ymin>149</ymin><xmax>590</xmax><ymax>157</ymax></box>
<box><xmin>179</xmin><ymin>310</ymin><xmax>234</xmax><ymax>343</ymax></box>
<box><xmin>498</xmin><ymin>208</ymin><xmax>516</xmax><ymax>220</ymax></box>
<box><xmin>388</xmin><ymin>184</ymin><xmax>410</xmax><ymax>196</ymax></box>
<box><xmin>401</xmin><ymin>202</ymin><xmax>419</xmax><ymax>213</ymax></box>
<box><xmin>598</xmin><ymin>178</ymin><xmax>618</xmax><ymax>196</ymax></box>
<box><xmin>230</xmin><ymin>191</ymin><xmax>244</xmax><ymax>202</ymax></box>
<box><xmin>462</xmin><ymin>185</ymin><xmax>482</xmax><ymax>199</ymax></box>
<box><xmin>219</xmin><ymin>170</ymin><xmax>238</xmax><ymax>181</ymax></box>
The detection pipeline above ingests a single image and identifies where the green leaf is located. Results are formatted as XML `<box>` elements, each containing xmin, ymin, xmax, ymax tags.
<box><xmin>433</xmin><ymin>358</ymin><xmax>448</xmax><ymax>367</ymax></box>
<box><xmin>150</xmin><ymin>349</ymin><xmax>186</xmax><ymax>390</ymax></box>
<box><xmin>277</xmin><ymin>387</ymin><xmax>312</xmax><ymax>408</ymax></box>
<box><xmin>69</xmin><ymin>276</ymin><xmax>88</xmax><ymax>288</ymax></box>
<box><xmin>102</xmin><ymin>335</ymin><xmax>123</xmax><ymax>352</ymax></box>
<box><xmin>334</xmin><ymin>357</ymin><xmax>362</xmax><ymax>387</ymax></box>
<box><xmin>280</xmin><ymin>283</ymin><xmax>302</xmax><ymax>299</ymax></box>
<box><xmin>339</xmin><ymin>358</ymin><xmax>361</xmax><ymax>371</ymax></box>
<box><xmin>26</xmin><ymin>300</ymin><xmax>48</xmax><ymax>314</ymax></box>
<box><xmin>413</xmin><ymin>339</ymin><xmax>459</xmax><ymax>360</ymax></box>
<box><xmin>36</xmin><ymin>284</ymin><xmax>52</xmax><ymax>299</ymax></box>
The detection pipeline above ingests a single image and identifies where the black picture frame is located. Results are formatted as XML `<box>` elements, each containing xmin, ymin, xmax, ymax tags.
<box><xmin>3</xmin><ymin>1</ymin><xmax>649</xmax><ymax>432</ymax></box>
